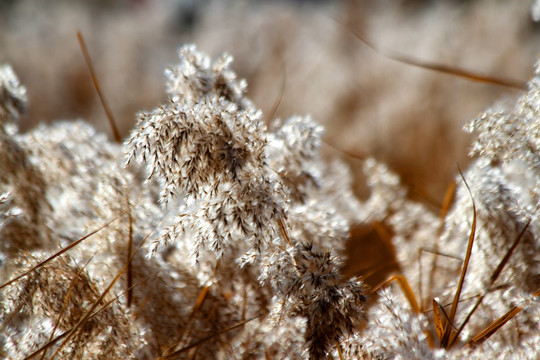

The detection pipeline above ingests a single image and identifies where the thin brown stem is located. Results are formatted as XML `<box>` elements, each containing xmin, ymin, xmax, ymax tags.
<box><xmin>77</xmin><ymin>31</ymin><xmax>122</xmax><ymax>143</ymax></box>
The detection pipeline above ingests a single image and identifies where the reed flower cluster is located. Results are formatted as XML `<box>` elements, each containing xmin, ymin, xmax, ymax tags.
<box><xmin>0</xmin><ymin>42</ymin><xmax>538</xmax><ymax>359</ymax></box>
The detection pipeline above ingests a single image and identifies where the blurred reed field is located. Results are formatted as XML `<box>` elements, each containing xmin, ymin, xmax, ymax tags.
<box><xmin>1</xmin><ymin>0</ymin><xmax>538</xmax><ymax>201</ymax></box>
<box><xmin>1</xmin><ymin>0</ymin><xmax>540</xmax><ymax>359</ymax></box>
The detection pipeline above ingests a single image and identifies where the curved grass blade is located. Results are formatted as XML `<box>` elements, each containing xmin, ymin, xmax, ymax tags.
<box><xmin>22</xmin><ymin>272</ymin><xmax>155</xmax><ymax>360</ymax></box>
<box><xmin>0</xmin><ymin>212</ymin><xmax>125</xmax><ymax>291</ymax></box>
<box><xmin>468</xmin><ymin>288</ymin><xmax>539</xmax><ymax>346</ymax></box>
<box><xmin>47</xmin><ymin>268</ymin><xmax>127</xmax><ymax>360</ymax></box>
<box><xmin>39</xmin><ymin>255</ymin><xmax>95</xmax><ymax>360</ymax></box>
<box><xmin>449</xmin><ymin>219</ymin><xmax>531</xmax><ymax>347</ymax></box>
<box><xmin>27</xmin><ymin>222</ymin><xmax>153</xmax><ymax>360</ymax></box>
<box><xmin>441</xmin><ymin>168</ymin><xmax>476</xmax><ymax>348</ymax></box>
<box><xmin>266</xmin><ymin>63</ymin><xmax>286</xmax><ymax>126</ymax></box>
<box><xmin>432</xmin><ymin>298</ymin><xmax>446</xmax><ymax>342</ymax></box>
<box><xmin>77</xmin><ymin>31</ymin><xmax>121</xmax><ymax>143</ymax></box>
<box><xmin>339</xmin><ymin>22</ymin><xmax>526</xmax><ymax>90</ymax></box>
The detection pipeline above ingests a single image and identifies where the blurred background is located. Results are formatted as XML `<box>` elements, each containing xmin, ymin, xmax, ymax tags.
<box><xmin>1</xmin><ymin>0</ymin><xmax>540</xmax><ymax>284</ymax></box>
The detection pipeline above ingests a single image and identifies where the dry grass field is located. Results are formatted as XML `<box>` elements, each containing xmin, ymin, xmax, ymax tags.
<box><xmin>1</xmin><ymin>1</ymin><xmax>539</xmax><ymax>358</ymax></box>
